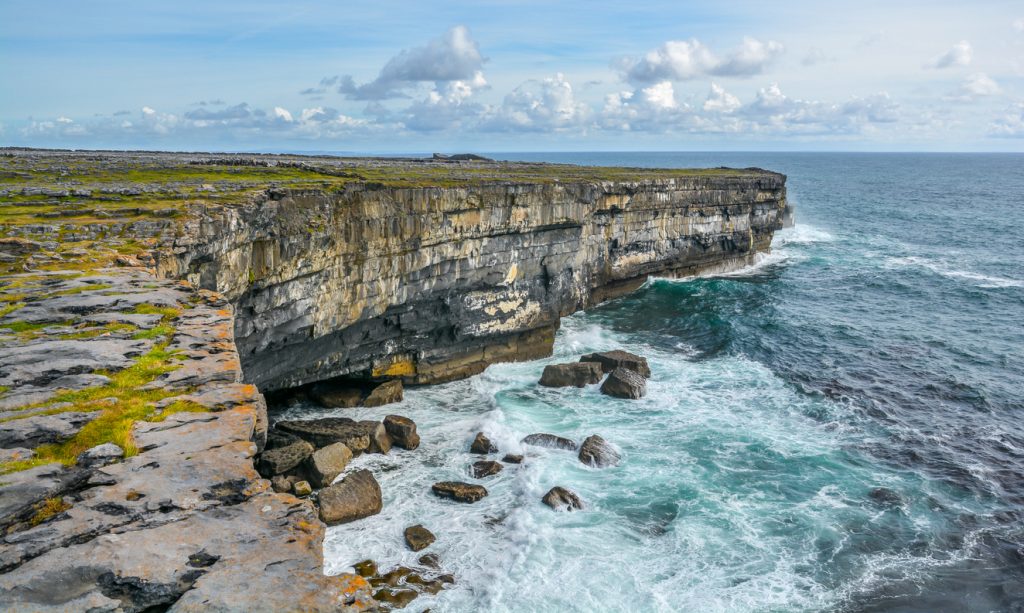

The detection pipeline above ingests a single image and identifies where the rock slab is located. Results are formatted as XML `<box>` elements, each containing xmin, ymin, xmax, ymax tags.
<box><xmin>600</xmin><ymin>367</ymin><xmax>647</xmax><ymax>399</ymax></box>
<box><xmin>431</xmin><ymin>481</ymin><xmax>488</xmax><ymax>503</ymax></box>
<box><xmin>319</xmin><ymin>469</ymin><xmax>383</xmax><ymax>525</ymax></box>
<box><xmin>539</xmin><ymin>362</ymin><xmax>604</xmax><ymax>388</ymax></box>
<box><xmin>581</xmin><ymin>350</ymin><xmax>652</xmax><ymax>378</ymax></box>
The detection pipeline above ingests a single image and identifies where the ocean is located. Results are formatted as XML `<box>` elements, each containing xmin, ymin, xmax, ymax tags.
<box><xmin>275</xmin><ymin>152</ymin><xmax>1024</xmax><ymax>612</ymax></box>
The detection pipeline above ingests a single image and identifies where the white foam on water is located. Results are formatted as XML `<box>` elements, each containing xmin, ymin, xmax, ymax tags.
<box><xmin>884</xmin><ymin>255</ymin><xmax>1024</xmax><ymax>289</ymax></box>
<box><xmin>274</xmin><ymin>314</ymin><xmax>973</xmax><ymax>612</ymax></box>
<box><xmin>774</xmin><ymin>224</ymin><xmax>835</xmax><ymax>246</ymax></box>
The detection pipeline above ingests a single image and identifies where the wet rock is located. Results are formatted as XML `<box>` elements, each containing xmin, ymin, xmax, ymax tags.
<box><xmin>336</xmin><ymin>574</ymin><xmax>378</xmax><ymax>611</ymax></box>
<box><xmin>275</xmin><ymin>418</ymin><xmax>371</xmax><ymax>452</ymax></box>
<box><xmin>472</xmin><ymin>460</ymin><xmax>503</xmax><ymax>478</ymax></box>
<box><xmin>502</xmin><ymin>454</ymin><xmax>523</xmax><ymax>464</ymax></box>
<box><xmin>431</xmin><ymin>481</ymin><xmax>488</xmax><ymax>503</ymax></box>
<box><xmin>404</xmin><ymin>524</ymin><xmax>436</xmax><ymax>552</ymax></box>
<box><xmin>417</xmin><ymin>553</ymin><xmax>440</xmax><ymax>569</ymax></box>
<box><xmin>304</xmin><ymin>442</ymin><xmax>352</xmax><ymax>488</ymax></box>
<box><xmin>353</xmin><ymin>559</ymin><xmax>378</xmax><ymax>577</ymax></box>
<box><xmin>469</xmin><ymin>432</ymin><xmax>497</xmax><ymax>454</ymax></box>
<box><xmin>580</xmin><ymin>350</ymin><xmax>651</xmax><ymax>378</ymax></box>
<box><xmin>76</xmin><ymin>443</ymin><xmax>125</xmax><ymax>469</ymax></box>
<box><xmin>257</xmin><ymin>439</ymin><xmax>313</xmax><ymax>476</ymax></box>
<box><xmin>0</xmin><ymin>412</ymin><xmax>100</xmax><ymax>449</ymax></box>
<box><xmin>359</xmin><ymin>420</ymin><xmax>393</xmax><ymax>454</ymax></box>
<box><xmin>542</xmin><ymin>486</ymin><xmax>584</xmax><ymax>511</ymax></box>
<box><xmin>539</xmin><ymin>362</ymin><xmax>604</xmax><ymax>388</ymax></box>
<box><xmin>578</xmin><ymin>434</ymin><xmax>620</xmax><ymax>468</ymax></box>
<box><xmin>319</xmin><ymin>469</ymin><xmax>383</xmax><ymax>525</ymax></box>
<box><xmin>522</xmin><ymin>433</ymin><xmax>577</xmax><ymax>451</ymax></box>
<box><xmin>599</xmin><ymin>367</ymin><xmax>647</xmax><ymax>399</ymax></box>
<box><xmin>292</xmin><ymin>480</ymin><xmax>312</xmax><ymax>497</ymax></box>
<box><xmin>383</xmin><ymin>415</ymin><xmax>420</xmax><ymax>450</ymax></box>
<box><xmin>364</xmin><ymin>380</ymin><xmax>403</xmax><ymax>407</ymax></box>
<box><xmin>373</xmin><ymin>587</ymin><xmax>418</xmax><ymax>608</ymax></box>
<box><xmin>309</xmin><ymin>381</ymin><xmax>363</xmax><ymax>408</ymax></box>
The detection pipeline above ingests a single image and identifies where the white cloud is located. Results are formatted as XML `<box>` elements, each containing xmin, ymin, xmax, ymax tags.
<box><xmin>481</xmin><ymin>73</ymin><xmax>589</xmax><ymax>132</ymax></box>
<box><xmin>273</xmin><ymin>107</ymin><xmax>294</xmax><ymax>122</ymax></box>
<box><xmin>929</xmin><ymin>40</ymin><xmax>972</xmax><ymax>69</ymax></box>
<box><xmin>946</xmin><ymin>73</ymin><xmax>1001</xmax><ymax>101</ymax></box>
<box><xmin>621</xmin><ymin>37</ymin><xmax>783</xmax><ymax>83</ymax></box>
<box><xmin>337</xmin><ymin>26</ymin><xmax>485</xmax><ymax>100</ymax></box>
<box><xmin>990</xmin><ymin>102</ymin><xmax>1024</xmax><ymax>137</ymax></box>
<box><xmin>703</xmin><ymin>83</ymin><xmax>741</xmax><ymax>113</ymax></box>
<box><xmin>401</xmin><ymin>70</ymin><xmax>488</xmax><ymax>131</ymax></box>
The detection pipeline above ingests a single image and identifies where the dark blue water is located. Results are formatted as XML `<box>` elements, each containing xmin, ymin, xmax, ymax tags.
<box><xmin>308</xmin><ymin>153</ymin><xmax>1024</xmax><ymax>612</ymax></box>
<box><xmin>503</xmin><ymin>152</ymin><xmax>1024</xmax><ymax>611</ymax></box>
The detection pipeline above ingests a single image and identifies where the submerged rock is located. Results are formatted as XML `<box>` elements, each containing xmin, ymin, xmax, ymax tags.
<box><xmin>364</xmin><ymin>380</ymin><xmax>403</xmax><ymax>407</ymax></box>
<box><xmin>318</xmin><ymin>469</ymin><xmax>383</xmax><ymax>525</ymax></box>
<box><xmin>373</xmin><ymin>587</ymin><xmax>418</xmax><ymax>608</ymax></box>
<box><xmin>578</xmin><ymin>434</ymin><xmax>620</xmax><ymax>468</ymax></box>
<box><xmin>404</xmin><ymin>524</ymin><xmax>436</xmax><ymax>552</ymax></box>
<box><xmin>304</xmin><ymin>442</ymin><xmax>352</xmax><ymax>488</ymax></box>
<box><xmin>581</xmin><ymin>350</ymin><xmax>651</xmax><ymax>378</ymax></box>
<box><xmin>542</xmin><ymin>486</ymin><xmax>584</xmax><ymax>511</ymax></box>
<box><xmin>599</xmin><ymin>367</ymin><xmax>647</xmax><ymax>399</ymax></box>
<box><xmin>418</xmin><ymin>553</ymin><xmax>440</xmax><ymax>569</ymax></box>
<box><xmin>469</xmin><ymin>432</ymin><xmax>497</xmax><ymax>454</ymax></box>
<box><xmin>258</xmin><ymin>439</ymin><xmax>313</xmax><ymax>476</ymax></box>
<box><xmin>502</xmin><ymin>454</ymin><xmax>523</xmax><ymax>464</ymax></box>
<box><xmin>431</xmin><ymin>481</ymin><xmax>488</xmax><ymax>503</ymax></box>
<box><xmin>472</xmin><ymin>460</ymin><xmax>503</xmax><ymax>478</ymax></box>
<box><xmin>522</xmin><ymin>433</ymin><xmax>577</xmax><ymax>451</ymax></box>
<box><xmin>538</xmin><ymin>362</ymin><xmax>603</xmax><ymax>388</ymax></box>
<box><xmin>383</xmin><ymin>415</ymin><xmax>420</xmax><ymax>450</ymax></box>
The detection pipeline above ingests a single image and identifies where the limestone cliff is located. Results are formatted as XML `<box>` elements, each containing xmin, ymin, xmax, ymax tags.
<box><xmin>164</xmin><ymin>173</ymin><xmax>786</xmax><ymax>392</ymax></box>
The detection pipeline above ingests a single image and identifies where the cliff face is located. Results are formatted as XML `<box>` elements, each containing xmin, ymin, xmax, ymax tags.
<box><xmin>164</xmin><ymin>173</ymin><xmax>786</xmax><ymax>392</ymax></box>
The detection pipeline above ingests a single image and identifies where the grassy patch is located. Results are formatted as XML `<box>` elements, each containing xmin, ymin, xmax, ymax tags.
<box><xmin>132</xmin><ymin>323</ymin><xmax>174</xmax><ymax>340</ymax></box>
<box><xmin>29</xmin><ymin>497</ymin><xmax>71</xmax><ymax>526</ymax></box>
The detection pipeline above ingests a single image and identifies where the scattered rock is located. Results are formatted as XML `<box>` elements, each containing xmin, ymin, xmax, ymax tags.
<box><xmin>270</xmin><ymin>475</ymin><xmax>292</xmax><ymax>493</ymax></box>
<box><xmin>472</xmin><ymin>460</ymin><xmax>503</xmax><ymax>478</ymax></box>
<box><xmin>354</xmin><ymin>560</ymin><xmax>378</xmax><ymax>577</ymax></box>
<box><xmin>76</xmin><ymin>443</ymin><xmax>125</xmax><ymax>468</ymax></box>
<box><xmin>383</xmin><ymin>415</ymin><xmax>420</xmax><ymax>450</ymax></box>
<box><xmin>359</xmin><ymin>420</ymin><xmax>393</xmax><ymax>454</ymax></box>
<box><xmin>417</xmin><ymin>554</ymin><xmax>440</xmax><ymax>569</ymax></box>
<box><xmin>318</xmin><ymin>469</ymin><xmax>383</xmax><ymax>525</ymax></box>
<box><xmin>501</xmin><ymin>454</ymin><xmax>523</xmax><ymax>464</ymax></box>
<box><xmin>373</xmin><ymin>587</ymin><xmax>418</xmax><ymax>608</ymax></box>
<box><xmin>521</xmin><ymin>433</ymin><xmax>577</xmax><ymax>451</ymax></box>
<box><xmin>600</xmin><ymin>367</ymin><xmax>647</xmax><ymax>399</ymax></box>
<box><xmin>578</xmin><ymin>434</ymin><xmax>620</xmax><ymax>468</ymax></box>
<box><xmin>364</xmin><ymin>380</ymin><xmax>403</xmax><ymax>407</ymax></box>
<box><xmin>404</xmin><ymin>524</ymin><xmax>436</xmax><ymax>552</ymax></box>
<box><xmin>542</xmin><ymin>486</ymin><xmax>584</xmax><ymax>511</ymax></box>
<box><xmin>292</xmin><ymin>480</ymin><xmax>312</xmax><ymax>497</ymax></box>
<box><xmin>580</xmin><ymin>350</ymin><xmax>651</xmax><ymax>378</ymax></box>
<box><xmin>538</xmin><ymin>362</ymin><xmax>604</xmax><ymax>387</ymax></box>
<box><xmin>431</xmin><ymin>481</ymin><xmax>488</xmax><ymax>503</ymax></box>
<box><xmin>258</xmin><ymin>439</ymin><xmax>314</xmax><ymax>476</ymax></box>
<box><xmin>113</xmin><ymin>254</ymin><xmax>142</xmax><ymax>267</ymax></box>
<box><xmin>469</xmin><ymin>432</ymin><xmax>497</xmax><ymax>454</ymax></box>
<box><xmin>264</xmin><ymin>429</ymin><xmax>301</xmax><ymax>450</ymax></box>
<box><xmin>304</xmin><ymin>442</ymin><xmax>353</xmax><ymax>488</ymax></box>
<box><xmin>276</xmin><ymin>418</ymin><xmax>372</xmax><ymax>452</ymax></box>
<box><xmin>309</xmin><ymin>382</ymin><xmax>363</xmax><ymax>408</ymax></box>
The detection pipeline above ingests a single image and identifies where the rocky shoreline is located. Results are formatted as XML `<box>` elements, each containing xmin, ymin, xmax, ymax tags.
<box><xmin>0</xmin><ymin>149</ymin><xmax>787</xmax><ymax>611</ymax></box>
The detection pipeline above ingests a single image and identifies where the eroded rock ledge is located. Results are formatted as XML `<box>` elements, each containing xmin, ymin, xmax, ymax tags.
<box><xmin>162</xmin><ymin>171</ymin><xmax>786</xmax><ymax>391</ymax></box>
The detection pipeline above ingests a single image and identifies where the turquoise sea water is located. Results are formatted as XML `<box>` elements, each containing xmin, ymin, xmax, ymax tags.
<box><xmin>278</xmin><ymin>153</ymin><xmax>1024</xmax><ymax>612</ymax></box>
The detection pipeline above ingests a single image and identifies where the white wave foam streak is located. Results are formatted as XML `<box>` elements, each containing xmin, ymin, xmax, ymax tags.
<box><xmin>884</xmin><ymin>255</ymin><xmax>1024</xmax><ymax>288</ymax></box>
<box><xmin>280</xmin><ymin>317</ymin><xmax>959</xmax><ymax>612</ymax></box>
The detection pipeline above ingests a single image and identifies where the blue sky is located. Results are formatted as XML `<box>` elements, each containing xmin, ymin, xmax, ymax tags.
<box><xmin>2</xmin><ymin>0</ymin><xmax>1023</xmax><ymax>151</ymax></box>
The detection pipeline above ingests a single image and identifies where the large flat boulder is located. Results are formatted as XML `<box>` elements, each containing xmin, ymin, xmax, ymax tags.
<box><xmin>275</xmin><ymin>418</ymin><xmax>371</xmax><ymax>452</ymax></box>
<box><xmin>580</xmin><ymin>350</ymin><xmax>651</xmax><ymax>378</ymax></box>
<box><xmin>522</xmin><ymin>433</ymin><xmax>577</xmax><ymax>451</ymax></box>
<box><xmin>318</xmin><ymin>469</ymin><xmax>382</xmax><ymax>525</ymax></box>
<box><xmin>364</xmin><ymin>380</ymin><xmax>403</xmax><ymax>407</ymax></box>
<box><xmin>538</xmin><ymin>362</ymin><xmax>603</xmax><ymax>388</ymax></box>
<box><xmin>257</xmin><ymin>439</ymin><xmax>314</xmax><ymax>476</ymax></box>
<box><xmin>431</xmin><ymin>482</ymin><xmax>487</xmax><ymax>503</ymax></box>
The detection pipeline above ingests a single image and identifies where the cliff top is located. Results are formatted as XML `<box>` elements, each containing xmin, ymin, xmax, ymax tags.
<box><xmin>0</xmin><ymin>148</ymin><xmax>780</xmax><ymax>228</ymax></box>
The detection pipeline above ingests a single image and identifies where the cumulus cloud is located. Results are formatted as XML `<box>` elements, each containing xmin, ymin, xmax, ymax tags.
<box><xmin>703</xmin><ymin>83</ymin><xmax>741</xmax><ymax>113</ymax></box>
<box><xmin>401</xmin><ymin>71</ymin><xmax>488</xmax><ymax>131</ymax></box>
<box><xmin>621</xmin><ymin>37</ymin><xmax>783</xmax><ymax>84</ymax></box>
<box><xmin>481</xmin><ymin>73</ymin><xmax>589</xmax><ymax>132</ymax></box>
<box><xmin>336</xmin><ymin>26</ymin><xmax>485</xmax><ymax>100</ymax></box>
<box><xmin>929</xmin><ymin>40</ymin><xmax>972</xmax><ymax>69</ymax></box>
<box><xmin>600</xmin><ymin>81</ymin><xmax>694</xmax><ymax>131</ymax></box>
<box><xmin>946</xmin><ymin>73</ymin><xmax>1001</xmax><ymax>101</ymax></box>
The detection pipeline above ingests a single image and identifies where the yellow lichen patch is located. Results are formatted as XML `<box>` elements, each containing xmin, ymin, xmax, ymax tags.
<box><xmin>372</xmin><ymin>357</ymin><xmax>417</xmax><ymax>378</ymax></box>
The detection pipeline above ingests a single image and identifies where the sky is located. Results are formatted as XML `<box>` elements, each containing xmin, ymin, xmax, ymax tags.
<box><xmin>1</xmin><ymin>0</ymin><xmax>1023</xmax><ymax>152</ymax></box>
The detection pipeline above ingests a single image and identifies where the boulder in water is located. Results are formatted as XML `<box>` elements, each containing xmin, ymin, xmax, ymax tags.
<box><xmin>364</xmin><ymin>380</ymin><xmax>403</xmax><ymax>407</ymax></box>
<box><xmin>469</xmin><ymin>432</ymin><xmax>497</xmax><ymax>454</ymax></box>
<box><xmin>383</xmin><ymin>415</ymin><xmax>420</xmax><ymax>450</ymax></box>
<box><xmin>580</xmin><ymin>350</ymin><xmax>651</xmax><ymax>378</ymax></box>
<box><xmin>522</xmin><ymin>433</ymin><xmax>577</xmax><ymax>451</ymax></box>
<box><xmin>318</xmin><ymin>469</ymin><xmax>383</xmax><ymax>525</ymax></box>
<box><xmin>431</xmin><ymin>481</ymin><xmax>488</xmax><ymax>503</ymax></box>
<box><xmin>404</xmin><ymin>524</ymin><xmax>436</xmax><ymax>552</ymax></box>
<box><xmin>538</xmin><ymin>362</ymin><xmax>603</xmax><ymax>387</ymax></box>
<box><xmin>578</xmin><ymin>434</ymin><xmax>620</xmax><ymax>468</ymax></box>
<box><xmin>599</xmin><ymin>368</ymin><xmax>646</xmax><ymax>399</ymax></box>
<box><xmin>471</xmin><ymin>460</ymin><xmax>503</xmax><ymax>478</ymax></box>
<box><xmin>542</xmin><ymin>486</ymin><xmax>583</xmax><ymax>511</ymax></box>
<box><xmin>304</xmin><ymin>442</ymin><xmax>352</xmax><ymax>487</ymax></box>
